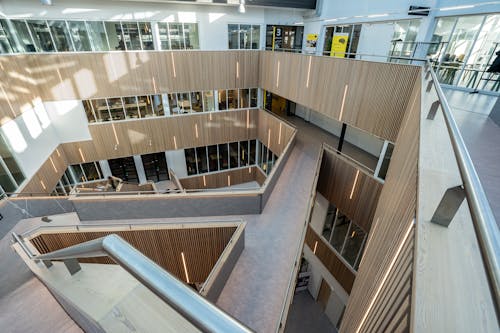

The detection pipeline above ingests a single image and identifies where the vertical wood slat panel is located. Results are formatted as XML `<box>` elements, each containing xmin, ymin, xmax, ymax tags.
<box><xmin>316</xmin><ymin>149</ymin><xmax>383</xmax><ymax>233</ymax></box>
<box><xmin>259</xmin><ymin>51</ymin><xmax>419</xmax><ymax>142</ymax></box>
<box><xmin>180</xmin><ymin>166</ymin><xmax>259</xmax><ymax>190</ymax></box>
<box><xmin>20</xmin><ymin>147</ymin><xmax>68</xmax><ymax>194</ymax></box>
<box><xmin>0</xmin><ymin>50</ymin><xmax>260</xmax><ymax>122</ymax></box>
<box><xmin>339</xmin><ymin>70</ymin><xmax>421</xmax><ymax>333</ymax></box>
<box><xmin>30</xmin><ymin>226</ymin><xmax>237</xmax><ymax>284</ymax></box>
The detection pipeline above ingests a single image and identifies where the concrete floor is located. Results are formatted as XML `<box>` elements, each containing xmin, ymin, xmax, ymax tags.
<box><xmin>443</xmin><ymin>89</ymin><xmax>500</xmax><ymax>224</ymax></box>
<box><xmin>284</xmin><ymin>291</ymin><xmax>336</xmax><ymax>333</ymax></box>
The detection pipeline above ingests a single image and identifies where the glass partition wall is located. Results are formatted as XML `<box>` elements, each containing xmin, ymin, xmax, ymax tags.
<box><xmin>430</xmin><ymin>13</ymin><xmax>500</xmax><ymax>92</ymax></box>
<box><xmin>83</xmin><ymin>88</ymin><xmax>259</xmax><ymax>123</ymax></box>
<box><xmin>0</xmin><ymin>19</ymin><xmax>200</xmax><ymax>53</ymax></box>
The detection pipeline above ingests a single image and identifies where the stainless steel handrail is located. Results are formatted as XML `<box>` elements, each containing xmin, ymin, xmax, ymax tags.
<box><xmin>33</xmin><ymin>234</ymin><xmax>254</xmax><ymax>333</ymax></box>
<box><xmin>427</xmin><ymin>61</ymin><xmax>500</xmax><ymax>312</ymax></box>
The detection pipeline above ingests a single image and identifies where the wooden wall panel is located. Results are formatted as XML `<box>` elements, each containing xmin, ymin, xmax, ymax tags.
<box><xmin>180</xmin><ymin>166</ymin><xmax>261</xmax><ymax>190</ymax></box>
<box><xmin>0</xmin><ymin>50</ymin><xmax>260</xmax><ymax>122</ymax></box>
<box><xmin>259</xmin><ymin>51</ymin><xmax>420</xmax><ymax>142</ymax></box>
<box><xmin>257</xmin><ymin>110</ymin><xmax>296</xmax><ymax>156</ymax></box>
<box><xmin>61</xmin><ymin>109</ymin><xmax>259</xmax><ymax>164</ymax></box>
<box><xmin>30</xmin><ymin>226</ymin><xmax>237</xmax><ymax>284</ymax></box>
<box><xmin>305</xmin><ymin>225</ymin><xmax>356</xmax><ymax>293</ymax></box>
<box><xmin>339</xmin><ymin>71</ymin><xmax>421</xmax><ymax>333</ymax></box>
<box><xmin>316</xmin><ymin>149</ymin><xmax>383</xmax><ymax>233</ymax></box>
<box><xmin>20</xmin><ymin>147</ymin><xmax>67</xmax><ymax>194</ymax></box>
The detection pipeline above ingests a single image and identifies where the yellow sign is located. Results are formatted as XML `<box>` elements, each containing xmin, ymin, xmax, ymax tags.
<box><xmin>306</xmin><ymin>34</ymin><xmax>318</xmax><ymax>48</ymax></box>
<box><xmin>330</xmin><ymin>33</ymin><xmax>349</xmax><ymax>58</ymax></box>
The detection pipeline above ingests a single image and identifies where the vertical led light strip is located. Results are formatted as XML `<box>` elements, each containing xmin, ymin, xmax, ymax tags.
<box><xmin>355</xmin><ymin>222</ymin><xmax>414</xmax><ymax>333</ymax></box>
<box><xmin>246</xmin><ymin>110</ymin><xmax>250</xmax><ymax>129</ymax></box>
<box><xmin>173</xmin><ymin>136</ymin><xmax>178</xmax><ymax>150</ymax></box>
<box><xmin>78</xmin><ymin>148</ymin><xmax>85</xmax><ymax>162</ymax></box>
<box><xmin>203</xmin><ymin>175</ymin><xmax>206</xmax><ymax>187</ymax></box>
<box><xmin>171</xmin><ymin>52</ymin><xmax>177</xmax><ymax>78</ymax></box>
<box><xmin>152</xmin><ymin>76</ymin><xmax>157</xmax><ymax>93</ymax></box>
<box><xmin>236</xmin><ymin>61</ymin><xmax>240</xmax><ymax>79</ymax></box>
<box><xmin>111</xmin><ymin>123</ymin><xmax>120</xmax><ymax>146</ymax></box>
<box><xmin>181</xmin><ymin>252</ymin><xmax>190</xmax><ymax>283</ymax></box>
<box><xmin>248</xmin><ymin>167</ymin><xmax>252</xmax><ymax>174</ymax></box>
<box><xmin>278</xmin><ymin>123</ymin><xmax>282</xmax><ymax>145</ymax></box>
<box><xmin>267</xmin><ymin>128</ymin><xmax>271</xmax><ymax>148</ymax></box>
<box><xmin>55</xmin><ymin>148</ymin><xmax>61</xmax><ymax>157</ymax></box>
<box><xmin>195</xmin><ymin>124</ymin><xmax>199</xmax><ymax>138</ymax></box>
<box><xmin>40</xmin><ymin>180</ymin><xmax>47</xmax><ymax>190</ymax></box>
<box><xmin>276</xmin><ymin>60</ymin><xmax>280</xmax><ymax>88</ymax></box>
<box><xmin>339</xmin><ymin>84</ymin><xmax>349</xmax><ymax>121</ymax></box>
<box><xmin>227</xmin><ymin>175</ymin><xmax>231</xmax><ymax>187</ymax></box>
<box><xmin>49</xmin><ymin>157</ymin><xmax>58</xmax><ymax>173</ymax></box>
<box><xmin>306</xmin><ymin>56</ymin><xmax>312</xmax><ymax>88</ymax></box>
<box><xmin>349</xmin><ymin>170</ymin><xmax>360</xmax><ymax>199</ymax></box>
<box><xmin>56</xmin><ymin>68</ymin><xmax>64</xmax><ymax>84</ymax></box>
<box><xmin>313</xmin><ymin>241</ymin><xmax>318</xmax><ymax>254</ymax></box>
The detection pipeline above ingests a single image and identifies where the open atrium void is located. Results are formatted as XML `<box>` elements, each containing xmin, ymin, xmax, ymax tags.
<box><xmin>0</xmin><ymin>0</ymin><xmax>499</xmax><ymax>332</ymax></box>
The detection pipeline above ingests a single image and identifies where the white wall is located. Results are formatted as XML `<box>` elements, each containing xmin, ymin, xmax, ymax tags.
<box><xmin>165</xmin><ymin>150</ymin><xmax>187</xmax><ymax>178</ymax></box>
<box><xmin>345</xmin><ymin>125</ymin><xmax>384</xmax><ymax>157</ymax></box>
<box><xmin>310</xmin><ymin>192</ymin><xmax>329</xmax><ymax>235</ymax></box>
<box><xmin>0</xmin><ymin>101</ymin><xmax>60</xmax><ymax>182</ymax></box>
<box><xmin>356</xmin><ymin>22</ymin><xmax>396</xmax><ymax>61</ymax></box>
<box><xmin>44</xmin><ymin>100</ymin><xmax>92</xmax><ymax>143</ymax></box>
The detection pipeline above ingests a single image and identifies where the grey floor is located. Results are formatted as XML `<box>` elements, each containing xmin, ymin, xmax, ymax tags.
<box><xmin>285</xmin><ymin>291</ymin><xmax>336</xmax><ymax>333</ymax></box>
<box><xmin>443</xmin><ymin>89</ymin><xmax>500</xmax><ymax>224</ymax></box>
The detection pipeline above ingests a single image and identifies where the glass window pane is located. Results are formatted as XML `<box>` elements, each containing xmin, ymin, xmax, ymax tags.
<box><xmin>191</xmin><ymin>92</ymin><xmax>203</xmax><ymax>112</ymax></box>
<box><xmin>218</xmin><ymin>90</ymin><xmax>227</xmax><ymax>110</ymax></box>
<box><xmin>239</xmin><ymin>89</ymin><xmax>249</xmax><ymax>108</ymax></box>
<box><xmin>158</xmin><ymin>22</ymin><xmax>170</xmax><ymax>50</ymax></box>
<box><xmin>250</xmin><ymin>88</ymin><xmax>258</xmax><ymax>107</ymax></box>
<box><xmin>138</xmin><ymin>95</ymin><xmax>154</xmax><ymax>118</ymax></box>
<box><xmin>323</xmin><ymin>27</ymin><xmax>334</xmax><ymax>56</ymax></box>
<box><xmin>228</xmin><ymin>24</ymin><xmax>239</xmax><ymax>49</ymax></box>
<box><xmin>123</xmin><ymin>96</ymin><xmax>140</xmax><ymax>119</ymax></box>
<box><xmin>203</xmin><ymin>91</ymin><xmax>215</xmax><ymax>112</ymax></box>
<box><xmin>169</xmin><ymin>23</ymin><xmax>183</xmax><ymax>50</ymax></box>
<box><xmin>208</xmin><ymin>145</ymin><xmax>218</xmax><ymax>172</ymax></box>
<box><xmin>123</xmin><ymin>22</ymin><xmax>141</xmax><ymax>50</ymax></box>
<box><xmin>178</xmin><ymin>93</ymin><xmax>191</xmax><ymax>113</ymax></box>
<box><xmin>342</xmin><ymin>223</ymin><xmax>366</xmax><ymax>267</ymax></box>
<box><xmin>48</xmin><ymin>20</ymin><xmax>73</xmax><ymax>52</ymax></box>
<box><xmin>227</xmin><ymin>89</ymin><xmax>238</xmax><ymax>109</ymax></box>
<box><xmin>87</xmin><ymin>21</ymin><xmax>109</xmax><ymax>51</ymax></box>
<box><xmin>0</xmin><ymin>163</ymin><xmax>17</xmax><ymax>193</ymax></box>
<box><xmin>239</xmin><ymin>140</ymin><xmax>249</xmax><ymax>166</ymax></box>
<box><xmin>68</xmin><ymin>21</ymin><xmax>91</xmax><ymax>51</ymax></box>
<box><xmin>196</xmin><ymin>147</ymin><xmax>208</xmax><ymax>173</ymax></box>
<box><xmin>184</xmin><ymin>23</ymin><xmax>199</xmax><ymax>49</ymax></box>
<box><xmin>139</xmin><ymin>22</ymin><xmax>154</xmax><ymax>50</ymax></box>
<box><xmin>70</xmin><ymin>165</ymin><xmax>85</xmax><ymax>183</ymax></box>
<box><xmin>0</xmin><ymin>20</ymin><xmax>15</xmax><ymax>53</ymax></box>
<box><xmin>249</xmin><ymin>140</ymin><xmax>256</xmax><ymax>164</ymax></box>
<box><xmin>168</xmin><ymin>93</ymin><xmax>180</xmax><ymax>115</ymax></box>
<box><xmin>251</xmin><ymin>25</ymin><xmax>260</xmax><ymax>49</ymax></box>
<box><xmin>152</xmin><ymin>94</ymin><xmax>165</xmax><ymax>116</ymax></box>
<box><xmin>9</xmin><ymin>20</ymin><xmax>36</xmax><ymax>53</ymax></box>
<box><xmin>107</xmin><ymin>97</ymin><xmax>125</xmax><ymax>121</ymax></box>
<box><xmin>105</xmin><ymin>22</ymin><xmax>125</xmax><ymax>50</ymax></box>
<box><xmin>81</xmin><ymin>162</ymin><xmax>101</xmax><ymax>181</ymax></box>
<box><xmin>330</xmin><ymin>213</ymin><xmax>350</xmax><ymax>252</ymax></box>
<box><xmin>27</xmin><ymin>20</ymin><xmax>55</xmax><ymax>52</ymax></box>
<box><xmin>229</xmin><ymin>142</ymin><xmax>239</xmax><ymax>168</ymax></box>
<box><xmin>430</xmin><ymin>17</ymin><xmax>456</xmax><ymax>62</ymax></box>
<box><xmin>92</xmin><ymin>99</ymin><xmax>111</xmax><ymax>122</ymax></box>
<box><xmin>240</xmin><ymin>24</ymin><xmax>251</xmax><ymax>49</ymax></box>
<box><xmin>83</xmin><ymin>100</ymin><xmax>96</xmax><ymax>123</ymax></box>
<box><xmin>185</xmin><ymin>148</ymin><xmax>197</xmax><ymax>175</ymax></box>
<box><xmin>219</xmin><ymin>143</ymin><xmax>229</xmax><ymax>170</ymax></box>
<box><xmin>322</xmin><ymin>204</ymin><xmax>337</xmax><ymax>240</ymax></box>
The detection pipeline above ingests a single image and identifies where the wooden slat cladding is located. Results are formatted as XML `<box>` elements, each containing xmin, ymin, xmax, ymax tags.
<box><xmin>305</xmin><ymin>225</ymin><xmax>356</xmax><ymax>293</ymax></box>
<box><xmin>257</xmin><ymin>110</ymin><xmax>296</xmax><ymax>156</ymax></box>
<box><xmin>259</xmin><ymin>51</ymin><xmax>420</xmax><ymax>142</ymax></box>
<box><xmin>180</xmin><ymin>166</ymin><xmax>260</xmax><ymax>190</ymax></box>
<box><xmin>0</xmin><ymin>50</ymin><xmax>260</xmax><ymax>121</ymax></box>
<box><xmin>339</xmin><ymin>71</ymin><xmax>421</xmax><ymax>333</ymax></box>
<box><xmin>61</xmin><ymin>109</ymin><xmax>259</xmax><ymax>164</ymax></box>
<box><xmin>316</xmin><ymin>150</ymin><xmax>383</xmax><ymax>233</ymax></box>
<box><xmin>30</xmin><ymin>226</ymin><xmax>237</xmax><ymax>284</ymax></box>
<box><xmin>20</xmin><ymin>147</ymin><xmax>67</xmax><ymax>194</ymax></box>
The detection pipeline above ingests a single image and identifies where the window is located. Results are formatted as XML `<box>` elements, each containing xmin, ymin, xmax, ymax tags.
<box><xmin>122</xmin><ymin>22</ymin><xmax>141</xmax><ymax>50</ymax></box>
<box><xmin>239</xmin><ymin>140</ymin><xmax>249</xmax><ymax>166</ymax></box>
<box><xmin>266</xmin><ymin>25</ymin><xmax>304</xmax><ymax>52</ymax></box>
<box><xmin>203</xmin><ymin>91</ymin><xmax>215</xmax><ymax>112</ymax></box>
<box><xmin>80</xmin><ymin>162</ymin><xmax>103</xmax><ymax>181</ymax></box>
<box><xmin>229</xmin><ymin>142</ymin><xmax>239</xmax><ymax>168</ymax></box>
<box><xmin>196</xmin><ymin>147</ymin><xmax>209</xmax><ymax>173</ymax></box>
<box><xmin>48</xmin><ymin>20</ymin><xmax>73</xmax><ymax>52</ymax></box>
<box><xmin>319</xmin><ymin>205</ymin><xmax>368</xmax><ymax>271</ymax></box>
<box><xmin>208</xmin><ymin>145</ymin><xmax>219</xmax><ymax>172</ymax></box>
<box><xmin>139</xmin><ymin>22</ymin><xmax>154</xmax><ymax>50</ymax></box>
<box><xmin>322</xmin><ymin>24</ymin><xmax>361</xmax><ymax>58</ymax></box>
<box><xmin>184</xmin><ymin>23</ymin><xmax>199</xmax><ymax>49</ymax></box>
<box><xmin>0</xmin><ymin>134</ymin><xmax>25</xmax><ymax>193</ymax></box>
<box><xmin>141</xmin><ymin>152</ymin><xmax>168</xmax><ymax>181</ymax></box>
<box><xmin>0</xmin><ymin>20</ymin><xmax>14</xmax><ymax>53</ymax></box>
<box><xmin>191</xmin><ymin>92</ymin><xmax>203</xmax><ymax>112</ymax></box>
<box><xmin>27</xmin><ymin>20</ymin><xmax>55</xmax><ymax>52</ymax></box>
<box><xmin>105</xmin><ymin>22</ymin><xmax>124</xmax><ymax>50</ymax></box>
<box><xmin>123</xmin><ymin>96</ymin><xmax>140</xmax><ymax>119</ymax></box>
<box><xmin>185</xmin><ymin>148</ymin><xmax>198</xmax><ymax>175</ymax></box>
<box><xmin>219</xmin><ymin>143</ymin><xmax>229</xmax><ymax>170</ymax></box>
<box><xmin>68</xmin><ymin>21</ymin><xmax>92</xmax><ymax>51</ymax></box>
<box><xmin>228</xmin><ymin>24</ymin><xmax>260</xmax><ymax>49</ymax></box>
<box><xmin>389</xmin><ymin>19</ymin><xmax>421</xmax><ymax>63</ymax></box>
<box><xmin>83</xmin><ymin>100</ymin><xmax>96</xmax><ymax>123</ymax></box>
<box><xmin>87</xmin><ymin>21</ymin><xmax>109</xmax><ymax>51</ymax></box>
<box><xmin>169</xmin><ymin>23</ymin><xmax>183</xmax><ymax>50</ymax></box>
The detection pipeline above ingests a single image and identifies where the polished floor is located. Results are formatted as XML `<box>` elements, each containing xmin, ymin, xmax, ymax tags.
<box><xmin>285</xmin><ymin>291</ymin><xmax>336</xmax><ymax>333</ymax></box>
<box><xmin>443</xmin><ymin>89</ymin><xmax>500</xmax><ymax>224</ymax></box>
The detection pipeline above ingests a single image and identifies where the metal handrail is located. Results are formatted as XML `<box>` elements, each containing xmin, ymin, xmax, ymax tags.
<box><xmin>427</xmin><ymin>61</ymin><xmax>500</xmax><ymax>312</ymax></box>
<box><xmin>32</xmin><ymin>234</ymin><xmax>254</xmax><ymax>333</ymax></box>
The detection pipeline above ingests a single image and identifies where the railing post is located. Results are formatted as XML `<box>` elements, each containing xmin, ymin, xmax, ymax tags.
<box><xmin>427</xmin><ymin>100</ymin><xmax>441</xmax><ymax>120</ymax></box>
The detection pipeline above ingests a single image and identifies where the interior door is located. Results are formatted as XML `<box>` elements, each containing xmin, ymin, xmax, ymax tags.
<box><xmin>108</xmin><ymin>157</ymin><xmax>138</xmax><ymax>183</ymax></box>
<box><xmin>141</xmin><ymin>153</ymin><xmax>168</xmax><ymax>182</ymax></box>
<box><xmin>317</xmin><ymin>279</ymin><xmax>332</xmax><ymax>311</ymax></box>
